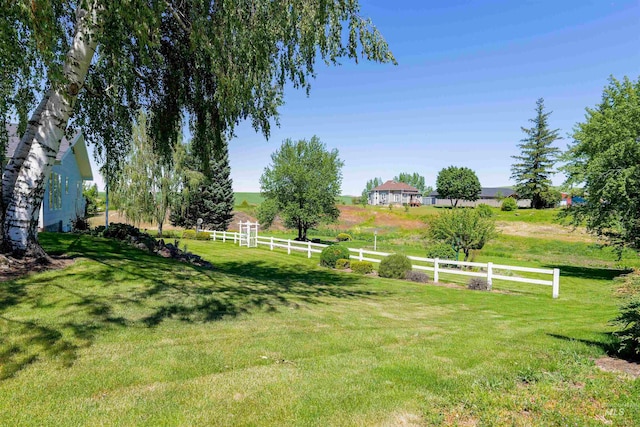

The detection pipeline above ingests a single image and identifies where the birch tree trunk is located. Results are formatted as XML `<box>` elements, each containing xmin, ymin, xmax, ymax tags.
<box><xmin>2</xmin><ymin>4</ymin><xmax>98</xmax><ymax>257</ymax></box>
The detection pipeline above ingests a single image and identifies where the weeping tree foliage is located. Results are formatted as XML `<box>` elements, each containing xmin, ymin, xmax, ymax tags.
<box><xmin>510</xmin><ymin>98</ymin><xmax>562</xmax><ymax>209</ymax></box>
<box><xmin>111</xmin><ymin>112</ymin><xmax>177</xmax><ymax>236</ymax></box>
<box><xmin>561</xmin><ymin>76</ymin><xmax>640</xmax><ymax>251</ymax></box>
<box><xmin>259</xmin><ymin>136</ymin><xmax>343</xmax><ymax>241</ymax></box>
<box><xmin>1</xmin><ymin>0</ymin><xmax>395</xmax><ymax>257</ymax></box>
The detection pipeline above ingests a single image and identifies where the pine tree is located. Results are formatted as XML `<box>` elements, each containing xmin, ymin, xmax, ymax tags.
<box><xmin>171</xmin><ymin>140</ymin><xmax>234</xmax><ymax>231</ymax></box>
<box><xmin>511</xmin><ymin>98</ymin><xmax>562</xmax><ymax>209</ymax></box>
<box><xmin>198</xmin><ymin>142</ymin><xmax>234</xmax><ymax>231</ymax></box>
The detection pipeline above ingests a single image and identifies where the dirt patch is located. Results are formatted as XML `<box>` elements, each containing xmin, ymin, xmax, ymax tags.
<box><xmin>595</xmin><ymin>356</ymin><xmax>640</xmax><ymax>379</ymax></box>
<box><xmin>338</xmin><ymin>205</ymin><xmax>425</xmax><ymax>231</ymax></box>
<box><xmin>497</xmin><ymin>221</ymin><xmax>596</xmax><ymax>242</ymax></box>
<box><xmin>0</xmin><ymin>255</ymin><xmax>74</xmax><ymax>282</ymax></box>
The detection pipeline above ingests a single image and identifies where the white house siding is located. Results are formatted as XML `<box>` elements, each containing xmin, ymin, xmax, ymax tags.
<box><xmin>42</xmin><ymin>149</ymin><xmax>86</xmax><ymax>232</ymax></box>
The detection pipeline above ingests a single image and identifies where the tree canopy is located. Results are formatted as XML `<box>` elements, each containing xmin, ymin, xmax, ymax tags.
<box><xmin>362</xmin><ymin>177</ymin><xmax>383</xmax><ymax>202</ymax></box>
<box><xmin>259</xmin><ymin>136</ymin><xmax>343</xmax><ymax>240</ymax></box>
<box><xmin>429</xmin><ymin>208</ymin><xmax>497</xmax><ymax>261</ymax></box>
<box><xmin>510</xmin><ymin>98</ymin><xmax>561</xmax><ymax>209</ymax></box>
<box><xmin>394</xmin><ymin>172</ymin><xmax>427</xmax><ymax>195</ymax></box>
<box><xmin>1</xmin><ymin>0</ymin><xmax>395</xmax><ymax>256</ymax></box>
<box><xmin>435</xmin><ymin>166</ymin><xmax>481</xmax><ymax>207</ymax></box>
<box><xmin>562</xmin><ymin>76</ymin><xmax>640</xmax><ymax>250</ymax></box>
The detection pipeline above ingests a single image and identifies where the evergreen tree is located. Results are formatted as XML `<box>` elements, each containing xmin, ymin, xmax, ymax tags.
<box><xmin>511</xmin><ymin>98</ymin><xmax>562</xmax><ymax>209</ymax></box>
<box><xmin>170</xmin><ymin>140</ymin><xmax>234</xmax><ymax>231</ymax></box>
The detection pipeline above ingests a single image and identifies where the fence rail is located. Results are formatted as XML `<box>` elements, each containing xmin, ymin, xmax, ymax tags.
<box><xmin>206</xmin><ymin>230</ymin><xmax>560</xmax><ymax>298</ymax></box>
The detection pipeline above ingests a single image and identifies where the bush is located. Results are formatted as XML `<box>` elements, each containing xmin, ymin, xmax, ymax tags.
<box><xmin>476</xmin><ymin>203</ymin><xmax>493</xmax><ymax>218</ymax></box>
<box><xmin>336</xmin><ymin>233</ymin><xmax>352</xmax><ymax>242</ymax></box>
<box><xmin>196</xmin><ymin>231</ymin><xmax>211</xmax><ymax>241</ymax></box>
<box><xmin>335</xmin><ymin>258</ymin><xmax>350</xmax><ymax>269</ymax></box>
<box><xmin>351</xmin><ymin>261</ymin><xmax>374</xmax><ymax>275</ymax></box>
<box><xmin>379</xmin><ymin>254</ymin><xmax>412</xmax><ymax>279</ymax></box>
<box><xmin>425</xmin><ymin>242</ymin><xmax>457</xmax><ymax>260</ymax></box>
<box><xmin>103</xmin><ymin>223</ymin><xmax>140</xmax><ymax>240</ymax></box>
<box><xmin>320</xmin><ymin>245</ymin><xmax>350</xmax><ymax>268</ymax></box>
<box><xmin>182</xmin><ymin>230</ymin><xmax>197</xmax><ymax>239</ymax></box>
<box><xmin>468</xmin><ymin>277</ymin><xmax>489</xmax><ymax>291</ymax></box>
<box><xmin>71</xmin><ymin>216</ymin><xmax>90</xmax><ymax>232</ymax></box>
<box><xmin>405</xmin><ymin>270</ymin><xmax>429</xmax><ymax>283</ymax></box>
<box><xmin>501</xmin><ymin>197</ymin><xmax>518</xmax><ymax>211</ymax></box>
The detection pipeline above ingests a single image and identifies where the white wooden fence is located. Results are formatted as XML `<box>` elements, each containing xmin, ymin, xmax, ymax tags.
<box><xmin>205</xmin><ymin>231</ymin><xmax>560</xmax><ymax>298</ymax></box>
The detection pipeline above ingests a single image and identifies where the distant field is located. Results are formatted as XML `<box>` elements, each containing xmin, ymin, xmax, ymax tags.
<box><xmin>234</xmin><ymin>192</ymin><xmax>354</xmax><ymax>206</ymax></box>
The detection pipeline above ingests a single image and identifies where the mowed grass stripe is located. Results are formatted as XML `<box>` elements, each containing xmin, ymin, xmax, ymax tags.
<box><xmin>0</xmin><ymin>234</ymin><xmax>637</xmax><ymax>425</ymax></box>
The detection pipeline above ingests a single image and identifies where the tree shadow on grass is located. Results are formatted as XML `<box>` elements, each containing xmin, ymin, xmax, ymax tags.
<box><xmin>1</xmin><ymin>234</ymin><xmax>376</xmax><ymax>380</ymax></box>
<box><xmin>543</xmin><ymin>264</ymin><xmax>632</xmax><ymax>281</ymax></box>
<box><xmin>547</xmin><ymin>332</ymin><xmax>619</xmax><ymax>357</ymax></box>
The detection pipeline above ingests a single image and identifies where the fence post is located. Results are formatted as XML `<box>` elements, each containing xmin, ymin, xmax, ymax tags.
<box><xmin>287</xmin><ymin>239</ymin><xmax>291</xmax><ymax>255</ymax></box>
<box><xmin>487</xmin><ymin>262</ymin><xmax>493</xmax><ymax>291</ymax></box>
<box><xmin>552</xmin><ymin>268</ymin><xmax>560</xmax><ymax>299</ymax></box>
<box><xmin>359</xmin><ymin>248</ymin><xmax>363</xmax><ymax>261</ymax></box>
<box><xmin>212</xmin><ymin>230</ymin><xmax>216</xmax><ymax>241</ymax></box>
<box><xmin>270</xmin><ymin>236</ymin><xmax>274</xmax><ymax>250</ymax></box>
<box><xmin>434</xmin><ymin>258</ymin><xmax>439</xmax><ymax>283</ymax></box>
<box><xmin>233</xmin><ymin>232</ymin><xmax>237</xmax><ymax>244</ymax></box>
<box><xmin>223</xmin><ymin>231</ymin><xmax>226</xmax><ymax>243</ymax></box>
<box><xmin>308</xmin><ymin>241</ymin><xmax>311</xmax><ymax>258</ymax></box>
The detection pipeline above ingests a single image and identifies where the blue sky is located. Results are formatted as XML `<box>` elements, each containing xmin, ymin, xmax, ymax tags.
<box><xmin>90</xmin><ymin>0</ymin><xmax>640</xmax><ymax>195</ymax></box>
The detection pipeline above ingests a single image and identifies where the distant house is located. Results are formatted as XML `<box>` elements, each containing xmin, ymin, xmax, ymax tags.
<box><xmin>424</xmin><ymin>187</ymin><xmax>530</xmax><ymax>208</ymax></box>
<box><xmin>368</xmin><ymin>180</ymin><xmax>422</xmax><ymax>206</ymax></box>
<box><xmin>6</xmin><ymin>125</ymin><xmax>94</xmax><ymax>232</ymax></box>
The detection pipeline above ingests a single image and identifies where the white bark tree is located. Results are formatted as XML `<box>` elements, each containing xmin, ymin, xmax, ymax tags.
<box><xmin>2</xmin><ymin>3</ymin><xmax>98</xmax><ymax>256</ymax></box>
<box><xmin>2</xmin><ymin>0</ymin><xmax>395</xmax><ymax>258</ymax></box>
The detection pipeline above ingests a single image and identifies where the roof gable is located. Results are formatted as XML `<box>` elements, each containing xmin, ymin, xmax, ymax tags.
<box><xmin>5</xmin><ymin>124</ymin><xmax>93</xmax><ymax>180</ymax></box>
<box><xmin>371</xmin><ymin>180</ymin><xmax>420</xmax><ymax>193</ymax></box>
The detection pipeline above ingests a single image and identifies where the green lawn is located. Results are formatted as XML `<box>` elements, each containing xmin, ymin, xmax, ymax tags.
<box><xmin>1</xmin><ymin>233</ymin><xmax>638</xmax><ymax>425</ymax></box>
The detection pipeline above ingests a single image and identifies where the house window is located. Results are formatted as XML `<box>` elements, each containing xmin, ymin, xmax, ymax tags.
<box><xmin>48</xmin><ymin>172</ymin><xmax>62</xmax><ymax>210</ymax></box>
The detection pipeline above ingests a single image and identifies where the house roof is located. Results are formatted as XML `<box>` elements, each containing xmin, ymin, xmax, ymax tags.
<box><xmin>371</xmin><ymin>180</ymin><xmax>420</xmax><ymax>193</ymax></box>
<box><xmin>5</xmin><ymin>124</ymin><xmax>93</xmax><ymax>180</ymax></box>
<box><xmin>428</xmin><ymin>187</ymin><xmax>516</xmax><ymax>198</ymax></box>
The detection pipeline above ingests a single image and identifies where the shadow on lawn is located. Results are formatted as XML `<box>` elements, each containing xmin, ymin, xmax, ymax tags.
<box><xmin>547</xmin><ymin>332</ymin><xmax>618</xmax><ymax>357</ymax></box>
<box><xmin>543</xmin><ymin>264</ymin><xmax>632</xmax><ymax>281</ymax></box>
<box><xmin>0</xmin><ymin>234</ymin><xmax>374</xmax><ymax>380</ymax></box>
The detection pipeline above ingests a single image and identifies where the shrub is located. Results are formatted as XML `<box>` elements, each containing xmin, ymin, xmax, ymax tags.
<box><xmin>196</xmin><ymin>231</ymin><xmax>211</xmax><ymax>240</ymax></box>
<box><xmin>103</xmin><ymin>223</ymin><xmax>140</xmax><ymax>240</ymax></box>
<box><xmin>468</xmin><ymin>277</ymin><xmax>489</xmax><ymax>291</ymax></box>
<box><xmin>501</xmin><ymin>197</ymin><xmax>518</xmax><ymax>211</ymax></box>
<box><xmin>71</xmin><ymin>216</ymin><xmax>90</xmax><ymax>232</ymax></box>
<box><xmin>351</xmin><ymin>261</ymin><xmax>374</xmax><ymax>274</ymax></box>
<box><xmin>182</xmin><ymin>230</ymin><xmax>197</xmax><ymax>239</ymax></box>
<box><xmin>425</xmin><ymin>242</ymin><xmax>457</xmax><ymax>260</ymax></box>
<box><xmin>320</xmin><ymin>245</ymin><xmax>350</xmax><ymax>268</ymax></box>
<box><xmin>336</xmin><ymin>233</ymin><xmax>352</xmax><ymax>242</ymax></box>
<box><xmin>405</xmin><ymin>270</ymin><xmax>429</xmax><ymax>283</ymax></box>
<box><xmin>240</xmin><ymin>200</ymin><xmax>250</xmax><ymax>208</ymax></box>
<box><xmin>379</xmin><ymin>254</ymin><xmax>412</xmax><ymax>279</ymax></box>
<box><xmin>476</xmin><ymin>203</ymin><xmax>493</xmax><ymax>218</ymax></box>
<box><xmin>335</xmin><ymin>258</ymin><xmax>350</xmax><ymax>269</ymax></box>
